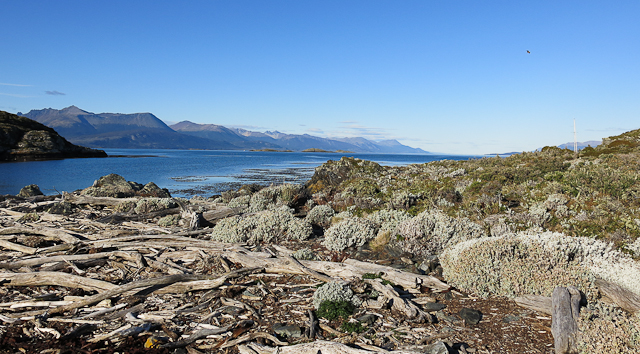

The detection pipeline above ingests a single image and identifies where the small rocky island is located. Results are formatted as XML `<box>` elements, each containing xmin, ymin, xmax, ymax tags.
<box><xmin>0</xmin><ymin>110</ymin><xmax>107</xmax><ymax>161</ymax></box>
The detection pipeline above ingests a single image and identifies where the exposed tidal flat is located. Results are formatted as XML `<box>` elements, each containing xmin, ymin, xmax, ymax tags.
<box><xmin>0</xmin><ymin>148</ymin><xmax>477</xmax><ymax>197</ymax></box>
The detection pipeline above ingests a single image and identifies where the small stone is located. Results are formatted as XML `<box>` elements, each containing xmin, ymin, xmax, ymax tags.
<box><xmin>422</xmin><ymin>302</ymin><xmax>447</xmax><ymax>312</ymax></box>
<box><xmin>221</xmin><ymin>306</ymin><xmax>244</xmax><ymax>315</ymax></box>
<box><xmin>418</xmin><ymin>255</ymin><xmax>439</xmax><ymax>273</ymax></box>
<box><xmin>273</xmin><ymin>323</ymin><xmax>302</xmax><ymax>338</ymax></box>
<box><xmin>459</xmin><ymin>308</ymin><xmax>482</xmax><ymax>325</ymax></box>
<box><xmin>357</xmin><ymin>314</ymin><xmax>377</xmax><ymax>326</ymax></box>
<box><xmin>400</xmin><ymin>256</ymin><xmax>413</xmax><ymax>265</ymax></box>
<box><xmin>502</xmin><ymin>314</ymin><xmax>520</xmax><ymax>323</ymax></box>
<box><xmin>241</xmin><ymin>290</ymin><xmax>261</xmax><ymax>301</ymax></box>
<box><xmin>423</xmin><ymin>341</ymin><xmax>449</xmax><ymax>354</ymax></box>
<box><xmin>435</xmin><ymin>311</ymin><xmax>460</xmax><ymax>324</ymax></box>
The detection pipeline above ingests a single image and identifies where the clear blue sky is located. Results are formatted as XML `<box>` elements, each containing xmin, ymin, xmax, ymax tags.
<box><xmin>2</xmin><ymin>1</ymin><xmax>638</xmax><ymax>154</ymax></box>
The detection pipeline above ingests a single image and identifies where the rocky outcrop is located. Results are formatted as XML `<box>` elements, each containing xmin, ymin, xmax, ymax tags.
<box><xmin>17</xmin><ymin>184</ymin><xmax>44</xmax><ymax>197</ymax></box>
<box><xmin>0</xmin><ymin>111</ymin><xmax>107</xmax><ymax>161</ymax></box>
<box><xmin>81</xmin><ymin>174</ymin><xmax>171</xmax><ymax>198</ymax></box>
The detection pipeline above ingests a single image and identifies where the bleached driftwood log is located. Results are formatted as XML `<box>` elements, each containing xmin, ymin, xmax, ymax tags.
<box><xmin>46</xmin><ymin>267</ymin><xmax>261</xmax><ymax>315</ymax></box>
<box><xmin>0</xmin><ymin>239</ymin><xmax>38</xmax><ymax>254</ymax></box>
<box><xmin>551</xmin><ymin>286</ymin><xmax>581</xmax><ymax>354</ymax></box>
<box><xmin>0</xmin><ymin>250</ymin><xmax>146</xmax><ymax>270</ymax></box>
<box><xmin>0</xmin><ymin>271</ymin><xmax>116</xmax><ymax>292</ymax></box>
<box><xmin>514</xmin><ymin>294</ymin><xmax>553</xmax><ymax>315</ymax></box>
<box><xmin>367</xmin><ymin>280</ymin><xmax>434</xmax><ymax>323</ymax></box>
<box><xmin>0</xmin><ymin>226</ymin><xmax>81</xmax><ymax>244</ymax></box>
<box><xmin>225</xmin><ymin>251</ymin><xmax>450</xmax><ymax>292</ymax></box>
<box><xmin>238</xmin><ymin>340</ymin><xmax>423</xmax><ymax>354</ymax></box>
<box><xmin>63</xmin><ymin>194</ymin><xmax>138</xmax><ymax>206</ymax></box>
<box><xmin>596</xmin><ymin>279</ymin><xmax>640</xmax><ymax>314</ymax></box>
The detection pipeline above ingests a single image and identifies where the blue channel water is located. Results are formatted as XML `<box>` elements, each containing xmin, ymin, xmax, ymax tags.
<box><xmin>0</xmin><ymin>149</ymin><xmax>480</xmax><ymax>198</ymax></box>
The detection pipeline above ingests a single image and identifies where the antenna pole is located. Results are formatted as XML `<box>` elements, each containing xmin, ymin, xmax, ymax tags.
<box><xmin>573</xmin><ymin>119</ymin><xmax>578</xmax><ymax>157</ymax></box>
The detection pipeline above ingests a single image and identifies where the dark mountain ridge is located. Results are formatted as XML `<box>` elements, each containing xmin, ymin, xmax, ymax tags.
<box><xmin>0</xmin><ymin>110</ymin><xmax>106</xmax><ymax>161</ymax></box>
<box><xmin>20</xmin><ymin>106</ymin><xmax>429</xmax><ymax>153</ymax></box>
<box><xmin>20</xmin><ymin>107</ymin><xmax>240</xmax><ymax>150</ymax></box>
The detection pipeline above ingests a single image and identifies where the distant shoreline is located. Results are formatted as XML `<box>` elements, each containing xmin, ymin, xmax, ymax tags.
<box><xmin>250</xmin><ymin>148</ymin><xmax>355</xmax><ymax>153</ymax></box>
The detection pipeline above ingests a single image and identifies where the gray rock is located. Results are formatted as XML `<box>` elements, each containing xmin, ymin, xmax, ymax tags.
<box><xmin>423</xmin><ymin>341</ymin><xmax>450</xmax><ymax>354</ymax></box>
<box><xmin>502</xmin><ymin>314</ymin><xmax>520</xmax><ymax>323</ymax></box>
<box><xmin>459</xmin><ymin>308</ymin><xmax>482</xmax><ymax>325</ymax></box>
<box><xmin>357</xmin><ymin>314</ymin><xmax>378</xmax><ymax>326</ymax></box>
<box><xmin>435</xmin><ymin>311</ymin><xmax>460</xmax><ymax>324</ymax></box>
<box><xmin>418</xmin><ymin>255</ymin><xmax>439</xmax><ymax>273</ymax></box>
<box><xmin>422</xmin><ymin>302</ymin><xmax>447</xmax><ymax>312</ymax></box>
<box><xmin>18</xmin><ymin>184</ymin><xmax>43</xmax><ymax>197</ymax></box>
<box><xmin>273</xmin><ymin>323</ymin><xmax>302</xmax><ymax>338</ymax></box>
<box><xmin>82</xmin><ymin>174</ymin><xmax>137</xmax><ymax>198</ymax></box>
<box><xmin>47</xmin><ymin>201</ymin><xmax>74</xmax><ymax>215</ymax></box>
<box><xmin>139</xmin><ymin>182</ymin><xmax>171</xmax><ymax>198</ymax></box>
<box><xmin>221</xmin><ymin>306</ymin><xmax>244</xmax><ymax>315</ymax></box>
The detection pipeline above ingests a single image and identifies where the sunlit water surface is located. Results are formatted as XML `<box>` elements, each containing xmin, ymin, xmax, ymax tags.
<box><xmin>0</xmin><ymin>149</ymin><xmax>480</xmax><ymax>198</ymax></box>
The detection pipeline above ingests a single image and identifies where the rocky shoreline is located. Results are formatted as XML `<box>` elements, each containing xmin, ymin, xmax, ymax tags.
<box><xmin>2</xmin><ymin>132</ymin><xmax>640</xmax><ymax>353</ymax></box>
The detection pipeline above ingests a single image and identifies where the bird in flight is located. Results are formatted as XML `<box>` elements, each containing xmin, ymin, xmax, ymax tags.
<box><xmin>527</xmin><ymin>50</ymin><xmax>531</xmax><ymax>54</ymax></box>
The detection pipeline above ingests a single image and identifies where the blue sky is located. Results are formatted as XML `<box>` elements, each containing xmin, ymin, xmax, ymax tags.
<box><xmin>1</xmin><ymin>1</ymin><xmax>638</xmax><ymax>154</ymax></box>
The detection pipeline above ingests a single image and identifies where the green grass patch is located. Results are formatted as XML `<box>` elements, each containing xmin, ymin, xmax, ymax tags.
<box><xmin>316</xmin><ymin>300</ymin><xmax>354</xmax><ymax>321</ymax></box>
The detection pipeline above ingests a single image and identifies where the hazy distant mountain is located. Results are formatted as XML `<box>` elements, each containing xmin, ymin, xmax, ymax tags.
<box><xmin>20</xmin><ymin>107</ymin><xmax>429</xmax><ymax>153</ymax></box>
<box><xmin>557</xmin><ymin>140</ymin><xmax>602</xmax><ymax>150</ymax></box>
<box><xmin>170</xmin><ymin>121</ymin><xmax>280</xmax><ymax>149</ymax></box>
<box><xmin>19</xmin><ymin>106</ymin><xmax>239</xmax><ymax>150</ymax></box>
<box><xmin>175</xmin><ymin>121</ymin><xmax>427</xmax><ymax>153</ymax></box>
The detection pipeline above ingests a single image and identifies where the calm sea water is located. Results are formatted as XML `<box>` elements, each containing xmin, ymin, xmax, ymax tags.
<box><xmin>0</xmin><ymin>149</ymin><xmax>479</xmax><ymax>198</ymax></box>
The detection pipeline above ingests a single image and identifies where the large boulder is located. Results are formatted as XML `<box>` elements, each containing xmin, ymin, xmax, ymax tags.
<box><xmin>17</xmin><ymin>184</ymin><xmax>44</xmax><ymax>197</ymax></box>
<box><xmin>82</xmin><ymin>174</ymin><xmax>137</xmax><ymax>198</ymax></box>
<box><xmin>81</xmin><ymin>174</ymin><xmax>171</xmax><ymax>199</ymax></box>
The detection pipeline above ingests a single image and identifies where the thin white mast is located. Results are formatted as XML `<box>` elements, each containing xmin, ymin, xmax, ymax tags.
<box><xmin>573</xmin><ymin>119</ymin><xmax>578</xmax><ymax>154</ymax></box>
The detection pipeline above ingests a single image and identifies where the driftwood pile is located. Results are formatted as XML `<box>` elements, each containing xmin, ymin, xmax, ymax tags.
<box><xmin>0</xmin><ymin>191</ymin><xmax>589</xmax><ymax>353</ymax></box>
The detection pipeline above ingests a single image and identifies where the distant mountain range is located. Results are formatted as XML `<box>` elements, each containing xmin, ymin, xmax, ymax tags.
<box><xmin>488</xmin><ymin>140</ymin><xmax>604</xmax><ymax>156</ymax></box>
<box><xmin>557</xmin><ymin>140</ymin><xmax>602</xmax><ymax>150</ymax></box>
<box><xmin>18</xmin><ymin>106</ymin><xmax>429</xmax><ymax>154</ymax></box>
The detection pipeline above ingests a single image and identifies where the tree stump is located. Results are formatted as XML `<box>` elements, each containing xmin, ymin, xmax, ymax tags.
<box><xmin>551</xmin><ymin>286</ymin><xmax>581</xmax><ymax>354</ymax></box>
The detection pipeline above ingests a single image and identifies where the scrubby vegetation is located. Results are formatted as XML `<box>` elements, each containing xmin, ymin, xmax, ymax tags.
<box><xmin>303</xmin><ymin>131</ymin><xmax>640</xmax><ymax>254</ymax></box>
<box><xmin>204</xmin><ymin>129</ymin><xmax>640</xmax><ymax>352</ymax></box>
